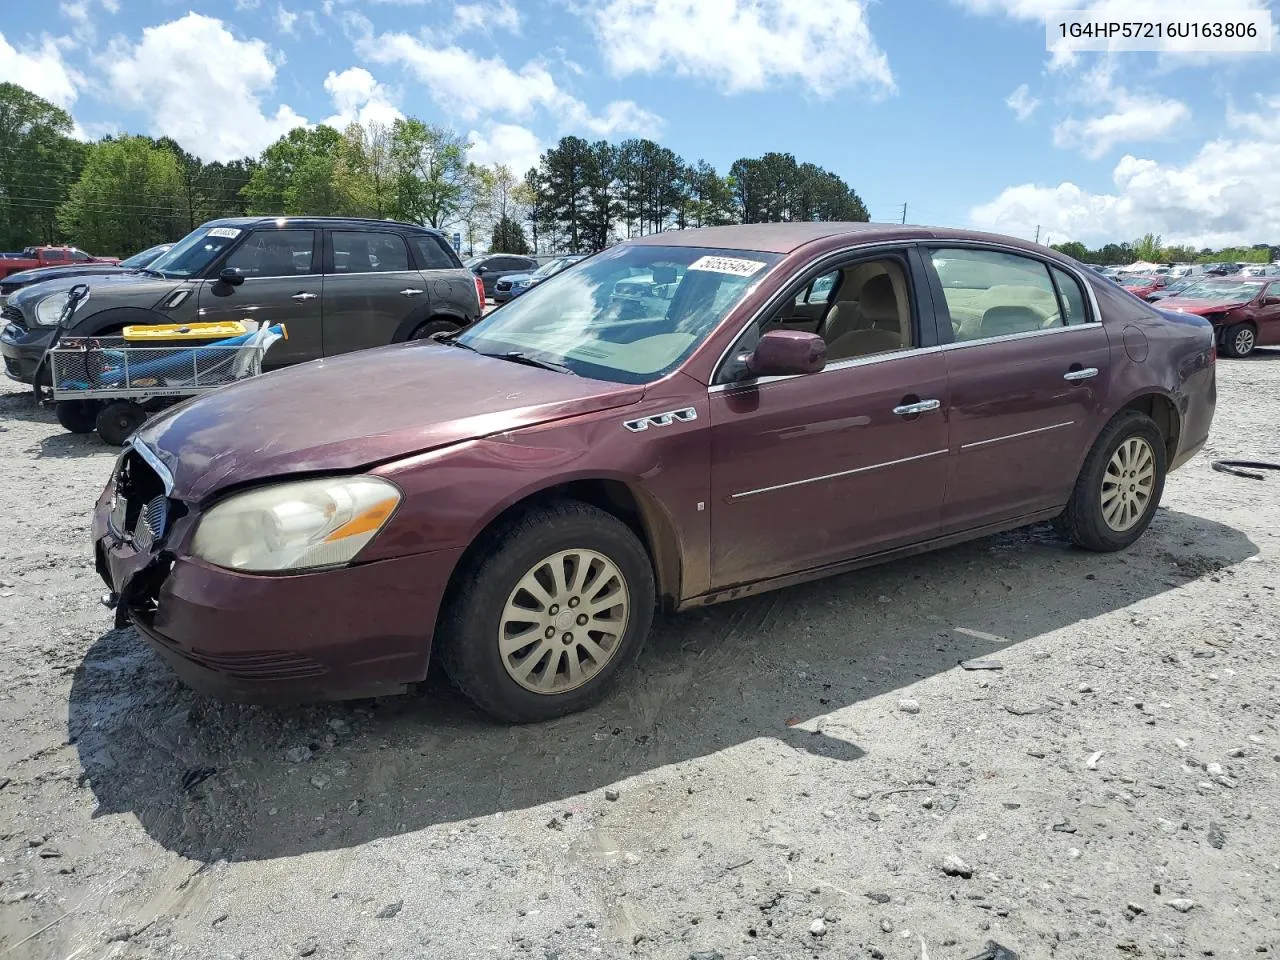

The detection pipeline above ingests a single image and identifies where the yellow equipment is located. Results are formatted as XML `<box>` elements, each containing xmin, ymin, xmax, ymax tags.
<box><xmin>121</xmin><ymin>321</ymin><xmax>249</xmax><ymax>342</ymax></box>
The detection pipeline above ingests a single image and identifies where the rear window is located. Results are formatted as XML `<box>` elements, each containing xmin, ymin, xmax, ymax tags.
<box><xmin>414</xmin><ymin>235</ymin><xmax>461</xmax><ymax>270</ymax></box>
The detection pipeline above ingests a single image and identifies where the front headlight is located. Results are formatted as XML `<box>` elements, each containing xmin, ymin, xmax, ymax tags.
<box><xmin>34</xmin><ymin>292</ymin><xmax>72</xmax><ymax>326</ymax></box>
<box><xmin>191</xmin><ymin>476</ymin><xmax>401</xmax><ymax>572</ymax></box>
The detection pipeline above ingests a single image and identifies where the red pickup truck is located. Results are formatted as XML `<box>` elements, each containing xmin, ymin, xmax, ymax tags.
<box><xmin>0</xmin><ymin>246</ymin><xmax>119</xmax><ymax>280</ymax></box>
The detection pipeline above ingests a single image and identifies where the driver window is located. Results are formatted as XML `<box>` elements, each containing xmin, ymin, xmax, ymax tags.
<box><xmin>224</xmin><ymin>230</ymin><xmax>316</xmax><ymax>278</ymax></box>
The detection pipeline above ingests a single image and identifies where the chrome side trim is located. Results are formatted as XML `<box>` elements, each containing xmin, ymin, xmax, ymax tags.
<box><xmin>731</xmin><ymin>449</ymin><xmax>948</xmax><ymax>500</ymax></box>
<box><xmin>960</xmin><ymin>421</ymin><xmax>1075</xmax><ymax>451</ymax></box>
<box><xmin>624</xmin><ymin>407</ymin><xmax>698</xmax><ymax>432</ymax></box>
<box><xmin>939</xmin><ymin>323</ymin><xmax>1099</xmax><ymax>352</ymax></box>
<box><xmin>126</xmin><ymin>439</ymin><xmax>175</xmax><ymax>496</ymax></box>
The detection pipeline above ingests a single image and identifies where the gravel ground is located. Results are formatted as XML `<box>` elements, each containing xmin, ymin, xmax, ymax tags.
<box><xmin>1</xmin><ymin>351</ymin><xmax>1278</xmax><ymax>960</ymax></box>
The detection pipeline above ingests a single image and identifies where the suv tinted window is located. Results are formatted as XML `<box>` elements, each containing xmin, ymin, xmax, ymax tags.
<box><xmin>413</xmin><ymin>235</ymin><xmax>459</xmax><ymax>270</ymax></box>
<box><xmin>332</xmin><ymin>231</ymin><xmax>409</xmax><ymax>273</ymax></box>
<box><xmin>70</xmin><ymin>249</ymin><xmax>91</xmax><ymax>262</ymax></box>
<box><xmin>224</xmin><ymin>230</ymin><xmax>316</xmax><ymax>278</ymax></box>
<box><xmin>932</xmin><ymin>248</ymin><xmax>1064</xmax><ymax>341</ymax></box>
<box><xmin>46</xmin><ymin>250</ymin><xmax>67</xmax><ymax>261</ymax></box>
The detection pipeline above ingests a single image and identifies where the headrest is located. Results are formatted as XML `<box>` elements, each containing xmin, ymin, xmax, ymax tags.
<box><xmin>860</xmin><ymin>273</ymin><xmax>899</xmax><ymax>328</ymax></box>
<box><xmin>981</xmin><ymin>305</ymin><xmax>1042</xmax><ymax>337</ymax></box>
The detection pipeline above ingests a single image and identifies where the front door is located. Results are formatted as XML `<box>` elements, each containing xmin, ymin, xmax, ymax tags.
<box><xmin>197</xmin><ymin>228</ymin><xmax>321</xmax><ymax>368</ymax></box>
<box><xmin>708</xmin><ymin>250</ymin><xmax>951</xmax><ymax>589</ymax></box>
<box><xmin>1257</xmin><ymin>281</ymin><xmax>1280</xmax><ymax>346</ymax></box>
<box><xmin>924</xmin><ymin>246</ymin><xmax>1112</xmax><ymax>533</ymax></box>
<box><xmin>321</xmin><ymin>229</ymin><xmax>424</xmax><ymax>355</ymax></box>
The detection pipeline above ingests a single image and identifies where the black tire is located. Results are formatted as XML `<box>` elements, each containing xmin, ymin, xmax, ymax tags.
<box><xmin>1220</xmin><ymin>322</ymin><xmax>1256</xmax><ymax>358</ymax></box>
<box><xmin>438</xmin><ymin>500</ymin><xmax>656</xmax><ymax>723</ymax></box>
<box><xmin>1053</xmin><ymin>410</ymin><xmax>1167</xmax><ymax>552</ymax></box>
<box><xmin>54</xmin><ymin>399</ymin><xmax>101</xmax><ymax>434</ymax></box>
<box><xmin>410</xmin><ymin>318</ymin><xmax>459</xmax><ymax>342</ymax></box>
<box><xmin>95</xmin><ymin>401</ymin><xmax>146</xmax><ymax>447</ymax></box>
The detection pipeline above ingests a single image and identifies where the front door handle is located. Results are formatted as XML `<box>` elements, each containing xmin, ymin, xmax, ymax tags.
<box><xmin>291</xmin><ymin>292</ymin><xmax>318</xmax><ymax>302</ymax></box>
<box><xmin>1063</xmin><ymin>367</ymin><xmax>1099</xmax><ymax>381</ymax></box>
<box><xmin>399</xmin><ymin>288</ymin><xmax>424</xmax><ymax>297</ymax></box>
<box><xmin>893</xmin><ymin>399</ymin><xmax>941</xmax><ymax>416</ymax></box>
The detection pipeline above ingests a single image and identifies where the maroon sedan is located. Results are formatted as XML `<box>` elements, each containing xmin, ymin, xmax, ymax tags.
<box><xmin>93</xmin><ymin>224</ymin><xmax>1217</xmax><ymax>722</ymax></box>
<box><xmin>1158</xmin><ymin>275</ymin><xmax>1280</xmax><ymax>357</ymax></box>
<box><xmin>1118</xmin><ymin>274</ymin><xmax>1166</xmax><ymax>299</ymax></box>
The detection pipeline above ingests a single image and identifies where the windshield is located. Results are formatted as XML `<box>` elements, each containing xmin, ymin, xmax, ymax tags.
<box><xmin>464</xmin><ymin>257</ymin><xmax>483</xmax><ymax>269</ymax></box>
<box><xmin>456</xmin><ymin>244</ymin><xmax>781</xmax><ymax>384</ymax></box>
<box><xmin>532</xmin><ymin>257</ymin><xmax>580</xmax><ymax>279</ymax></box>
<box><xmin>1177</xmin><ymin>280</ymin><xmax>1264</xmax><ymax>304</ymax></box>
<box><xmin>1121</xmin><ymin>276</ymin><xmax>1156</xmax><ymax>287</ymax></box>
<box><xmin>146</xmin><ymin>226</ymin><xmax>245</xmax><ymax>278</ymax></box>
<box><xmin>119</xmin><ymin>244</ymin><xmax>171</xmax><ymax>269</ymax></box>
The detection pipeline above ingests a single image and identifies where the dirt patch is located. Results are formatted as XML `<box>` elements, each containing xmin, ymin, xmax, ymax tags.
<box><xmin>2</xmin><ymin>352</ymin><xmax>1280</xmax><ymax>959</ymax></box>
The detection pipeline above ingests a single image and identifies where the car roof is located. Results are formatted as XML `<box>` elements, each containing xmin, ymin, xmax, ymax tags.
<box><xmin>203</xmin><ymin>216</ymin><xmax>446</xmax><ymax>236</ymax></box>
<box><xmin>624</xmin><ymin>222</ymin><xmax>1071</xmax><ymax>258</ymax></box>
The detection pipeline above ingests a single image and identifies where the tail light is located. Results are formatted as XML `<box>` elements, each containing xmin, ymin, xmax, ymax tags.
<box><xmin>474</xmin><ymin>276</ymin><xmax>486</xmax><ymax>313</ymax></box>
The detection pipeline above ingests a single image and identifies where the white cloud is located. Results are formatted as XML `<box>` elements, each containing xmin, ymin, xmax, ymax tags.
<box><xmin>467</xmin><ymin>124</ymin><xmax>543</xmax><ymax>177</ymax></box>
<box><xmin>1051</xmin><ymin>62</ymin><xmax>1190</xmax><ymax>158</ymax></box>
<box><xmin>353</xmin><ymin>22</ymin><xmax>662</xmax><ymax>136</ymax></box>
<box><xmin>1005</xmin><ymin>83</ymin><xmax>1041</xmax><ymax>121</ymax></box>
<box><xmin>0</xmin><ymin>32</ymin><xmax>80</xmax><ymax>108</ymax></box>
<box><xmin>454</xmin><ymin>0</ymin><xmax>521</xmax><ymax>34</ymax></box>
<box><xmin>586</xmin><ymin>0</ymin><xmax>894</xmax><ymax>97</ymax></box>
<box><xmin>971</xmin><ymin>93</ymin><xmax>1280</xmax><ymax>248</ymax></box>
<box><xmin>322</xmin><ymin>67</ymin><xmax>404</xmax><ymax>129</ymax></box>
<box><xmin>276</xmin><ymin>5</ymin><xmax>299</xmax><ymax>34</ymax></box>
<box><xmin>102</xmin><ymin>13</ymin><xmax>307</xmax><ymax>162</ymax></box>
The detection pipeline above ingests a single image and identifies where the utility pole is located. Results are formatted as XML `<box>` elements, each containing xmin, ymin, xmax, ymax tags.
<box><xmin>1034</xmin><ymin>224</ymin><xmax>1041</xmax><ymax>244</ymax></box>
<box><xmin>901</xmin><ymin>203</ymin><xmax>908</xmax><ymax>225</ymax></box>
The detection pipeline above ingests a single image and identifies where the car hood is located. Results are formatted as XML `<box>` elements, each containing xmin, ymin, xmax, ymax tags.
<box><xmin>8</xmin><ymin>271</ymin><xmax>179</xmax><ymax>315</ymax></box>
<box><xmin>2</xmin><ymin>264</ymin><xmax>128</xmax><ymax>286</ymax></box>
<box><xmin>503</xmin><ymin>273</ymin><xmax>533</xmax><ymax>283</ymax></box>
<box><xmin>1158</xmin><ymin>297</ymin><xmax>1243</xmax><ymax>315</ymax></box>
<box><xmin>136</xmin><ymin>340</ymin><xmax>646</xmax><ymax>502</ymax></box>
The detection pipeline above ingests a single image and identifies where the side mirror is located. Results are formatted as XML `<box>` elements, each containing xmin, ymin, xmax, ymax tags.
<box><xmin>1264</xmin><ymin>296</ymin><xmax>1280</xmax><ymax>306</ymax></box>
<box><xmin>742</xmin><ymin>330</ymin><xmax>826</xmax><ymax>378</ymax></box>
<box><xmin>218</xmin><ymin>267</ymin><xmax>245</xmax><ymax>286</ymax></box>
<box><xmin>475</xmin><ymin>265</ymin><xmax>489</xmax><ymax>274</ymax></box>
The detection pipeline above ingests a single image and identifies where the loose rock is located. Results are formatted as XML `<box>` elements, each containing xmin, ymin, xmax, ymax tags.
<box><xmin>376</xmin><ymin>900</ymin><xmax>403</xmax><ymax>919</ymax></box>
<box><xmin>1166</xmin><ymin>898</ymin><xmax>1197</xmax><ymax>913</ymax></box>
<box><xmin>809</xmin><ymin>918</ymin><xmax>827</xmax><ymax>937</ymax></box>
<box><xmin>1208</xmin><ymin>823</ymin><xmax>1226</xmax><ymax>849</ymax></box>
<box><xmin>604</xmin><ymin>789</ymin><xmax>620</xmax><ymax>802</ymax></box>
<box><xmin>898</xmin><ymin>699</ymin><xmax>921</xmax><ymax>714</ymax></box>
<box><xmin>940</xmin><ymin>855</ymin><xmax>973</xmax><ymax>878</ymax></box>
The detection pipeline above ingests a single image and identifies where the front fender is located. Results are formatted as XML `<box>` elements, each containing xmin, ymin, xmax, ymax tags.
<box><xmin>68</xmin><ymin>306</ymin><xmax>172</xmax><ymax>336</ymax></box>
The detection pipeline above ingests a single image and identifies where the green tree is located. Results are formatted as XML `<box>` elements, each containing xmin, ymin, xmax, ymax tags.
<box><xmin>389</xmin><ymin>119</ymin><xmax>471</xmax><ymax>228</ymax></box>
<box><xmin>57</xmin><ymin>135</ymin><xmax>182</xmax><ymax>254</ymax></box>
<box><xmin>582</xmin><ymin>140</ymin><xmax>618</xmax><ymax>250</ymax></box>
<box><xmin>242</xmin><ymin>125</ymin><xmax>345</xmax><ymax>215</ymax></box>
<box><xmin>541</xmin><ymin>136</ymin><xmax>592</xmax><ymax>252</ymax></box>
<box><xmin>331</xmin><ymin>121</ymin><xmax>396</xmax><ymax>218</ymax></box>
<box><xmin>490</xmin><ymin>214</ymin><xmax>531</xmax><ymax>254</ymax></box>
<box><xmin>0</xmin><ymin>83</ymin><xmax>88</xmax><ymax>249</ymax></box>
<box><xmin>1132</xmin><ymin>233</ymin><xmax>1163</xmax><ymax>262</ymax></box>
<box><xmin>520</xmin><ymin>167</ymin><xmax>547</xmax><ymax>253</ymax></box>
<box><xmin>1051</xmin><ymin>240</ymin><xmax>1091</xmax><ymax>262</ymax></box>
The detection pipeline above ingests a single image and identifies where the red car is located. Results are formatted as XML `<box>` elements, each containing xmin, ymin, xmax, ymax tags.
<box><xmin>93</xmin><ymin>224</ymin><xmax>1217</xmax><ymax>722</ymax></box>
<box><xmin>0</xmin><ymin>245</ymin><xmax>119</xmax><ymax>280</ymax></box>
<box><xmin>1118</xmin><ymin>274</ymin><xmax>1166</xmax><ymax>299</ymax></box>
<box><xmin>1157</xmin><ymin>276</ymin><xmax>1280</xmax><ymax>357</ymax></box>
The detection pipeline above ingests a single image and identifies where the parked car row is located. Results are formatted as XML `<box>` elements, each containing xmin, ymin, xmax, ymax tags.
<box><xmin>1153</xmin><ymin>275</ymin><xmax>1280</xmax><ymax>357</ymax></box>
<box><xmin>0</xmin><ymin>243</ymin><xmax>171</xmax><ymax>305</ymax></box>
<box><xmin>493</xmin><ymin>254</ymin><xmax>589</xmax><ymax>302</ymax></box>
<box><xmin>84</xmin><ymin>222</ymin><xmax>1219</xmax><ymax>723</ymax></box>
<box><xmin>2</xmin><ymin>217</ymin><xmax>485</xmax><ymax>387</ymax></box>
<box><xmin>0</xmin><ymin>245</ymin><xmax>120</xmax><ymax>281</ymax></box>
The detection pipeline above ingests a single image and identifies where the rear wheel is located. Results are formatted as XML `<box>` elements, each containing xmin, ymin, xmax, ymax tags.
<box><xmin>1053</xmin><ymin>410</ymin><xmax>1167</xmax><ymax>552</ymax></box>
<box><xmin>95</xmin><ymin>400</ymin><xmax>146</xmax><ymax>446</ymax></box>
<box><xmin>54</xmin><ymin>399</ymin><xmax>101</xmax><ymax>434</ymax></box>
<box><xmin>438</xmin><ymin>501</ymin><xmax>655</xmax><ymax>723</ymax></box>
<box><xmin>410</xmin><ymin>318</ymin><xmax>459</xmax><ymax>342</ymax></box>
<box><xmin>1220</xmin><ymin>323</ymin><xmax>1256</xmax><ymax>358</ymax></box>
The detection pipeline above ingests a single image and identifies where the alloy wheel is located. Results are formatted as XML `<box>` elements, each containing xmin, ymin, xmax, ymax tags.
<box><xmin>498</xmin><ymin>549</ymin><xmax>630</xmax><ymax>694</ymax></box>
<box><xmin>1101</xmin><ymin>436</ymin><xmax>1156</xmax><ymax>532</ymax></box>
<box><xmin>1234</xmin><ymin>327</ymin><xmax>1255</xmax><ymax>356</ymax></box>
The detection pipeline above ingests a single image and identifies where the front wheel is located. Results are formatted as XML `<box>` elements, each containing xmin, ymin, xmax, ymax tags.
<box><xmin>1053</xmin><ymin>410</ymin><xmax>1167</xmax><ymax>552</ymax></box>
<box><xmin>55</xmin><ymin>399</ymin><xmax>101</xmax><ymax>434</ymax></box>
<box><xmin>410</xmin><ymin>318</ymin><xmax>459</xmax><ymax>342</ymax></box>
<box><xmin>438</xmin><ymin>501</ymin><xmax>656</xmax><ymax>723</ymax></box>
<box><xmin>1220</xmin><ymin>323</ymin><xmax>1256</xmax><ymax>358</ymax></box>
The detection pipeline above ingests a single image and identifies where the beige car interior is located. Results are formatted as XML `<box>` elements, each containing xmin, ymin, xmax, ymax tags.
<box><xmin>939</xmin><ymin>281</ymin><xmax>1064</xmax><ymax>341</ymax></box>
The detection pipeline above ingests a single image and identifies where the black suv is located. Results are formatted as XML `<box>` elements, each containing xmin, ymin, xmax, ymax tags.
<box><xmin>1</xmin><ymin>217</ymin><xmax>483</xmax><ymax>384</ymax></box>
<box><xmin>464</xmin><ymin>253</ymin><xmax>538</xmax><ymax>301</ymax></box>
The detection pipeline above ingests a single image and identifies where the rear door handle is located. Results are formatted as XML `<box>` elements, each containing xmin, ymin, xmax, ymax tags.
<box><xmin>1063</xmin><ymin>367</ymin><xmax>1099</xmax><ymax>381</ymax></box>
<box><xmin>399</xmin><ymin>288</ymin><xmax>424</xmax><ymax>297</ymax></box>
<box><xmin>291</xmin><ymin>292</ymin><xmax>318</xmax><ymax>302</ymax></box>
<box><xmin>893</xmin><ymin>399</ymin><xmax>941</xmax><ymax>416</ymax></box>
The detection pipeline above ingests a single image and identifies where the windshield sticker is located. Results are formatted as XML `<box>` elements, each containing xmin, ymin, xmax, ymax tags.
<box><xmin>206</xmin><ymin>227</ymin><xmax>242</xmax><ymax>239</ymax></box>
<box><xmin>688</xmin><ymin>255</ymin><xmax>768</xmax><ymax>278</ymax></box>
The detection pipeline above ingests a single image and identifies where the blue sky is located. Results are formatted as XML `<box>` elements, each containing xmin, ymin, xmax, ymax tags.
<box><xmin>2</xmin><ymin>0</ymin><xmax>1278</xmax><ymax>248</ymax></box>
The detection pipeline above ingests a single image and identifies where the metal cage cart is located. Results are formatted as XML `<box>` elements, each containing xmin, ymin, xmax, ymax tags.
<box><xmin>46</xmin><ymin>322</ymin><xmax>287</xmax><ymax>445</ymax></box>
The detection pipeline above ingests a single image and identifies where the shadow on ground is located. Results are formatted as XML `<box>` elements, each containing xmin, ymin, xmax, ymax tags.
<box><xmin>68</xmin><ymin>508</ymin><xmax>1257</xmax><ymax>862</ymax></box>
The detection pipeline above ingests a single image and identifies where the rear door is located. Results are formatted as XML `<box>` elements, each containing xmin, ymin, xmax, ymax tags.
<box><xmin>321</xmin><ymin>229</ymin><xmax>423</xmax><ymax>354</ymax></box>
<box><xmin>924</xmin><ymin>245</ymin><xmax>1112</xmax><ymax>533</ymax></box>
<box><xmin>197</xmin><ymin>228</ymin><xmax>321</xmax><ymax>367</ymax></box>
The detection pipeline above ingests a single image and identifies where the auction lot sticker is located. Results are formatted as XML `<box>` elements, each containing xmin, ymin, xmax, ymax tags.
<box><xmin>688</xmin><ymin>256</ymin><xmax>768</xmax><ymax>277</ymax></box>
<box><xmin>1047</xmin><ymin>9</ymin><xmax>1272</xmax><ymax>52</ymax></box>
